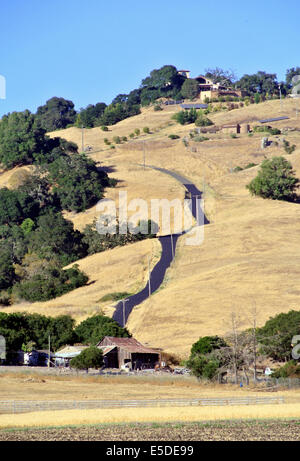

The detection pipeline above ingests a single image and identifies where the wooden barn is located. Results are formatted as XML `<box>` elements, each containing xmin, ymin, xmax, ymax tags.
<box><xmin>97</xmin><ymin>337</ymin><xmax>160</xmax><ymax>370</ymax></box>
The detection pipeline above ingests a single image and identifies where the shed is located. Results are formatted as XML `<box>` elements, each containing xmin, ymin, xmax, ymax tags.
<box><xmin>222</xmin><ymin>123</ymin><xmax>240</xmax><ymax>134</ymax></box>
<box><xmin>97</xmin><ymin>337</ymin><xmax>160</xmax><ymax>370</ymax></box>
<box><xmin>54</xmin><ymin>345</ymin><xmax>89</xmax><ymax>367</ymax></box>
<box><xmin>18</xmin><ymin>350</ymin><xmax>54</xmax><ymax>366</ymax></box>
<box><xmin>240</xmin><ymin>123</ymin><xmax>250</xmax><ymax>134</ymax></box>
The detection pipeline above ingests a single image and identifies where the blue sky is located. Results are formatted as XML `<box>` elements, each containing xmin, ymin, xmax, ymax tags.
<box><xmin>0</xmin><ymin>0</ymin><xmax>299</xmax><ymax>116</ymax></box>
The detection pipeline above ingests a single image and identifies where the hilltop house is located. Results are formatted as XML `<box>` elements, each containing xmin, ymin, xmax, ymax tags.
<box><xmin>179</xmin><ymin>71</ymin><xmax>246</xmax><ymax>101</ymax></box>
<box><xmin>178</xmin><ymin>69</ymin><xmax>191</xmax><ymax>79</ymax></box>
<box><xmin>195</xmin><ymin>75</ymin><xmax>246</xmax><ymax>101</ymax></box>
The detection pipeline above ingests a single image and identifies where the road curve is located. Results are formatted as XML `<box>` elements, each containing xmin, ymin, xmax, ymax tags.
<box><xmin>112</xmin><ymin>166</ymin><xmax>209</xmax><ymax>327</ymax></box>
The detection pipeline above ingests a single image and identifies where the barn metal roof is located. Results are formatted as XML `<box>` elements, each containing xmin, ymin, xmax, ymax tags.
<box><xmin>98</xmin><ymin>346</ymin><xmax>117</xmax><ymax>355</ymax></box>
<box><xmin>55</xmin><ymin>345</ymin><xmax>89</xmax><ymax>358</ymax></box>
<box><xmin>97</xmin><ymin>337</ymin><xmax>159</xmax><ymax>355</ymax></box>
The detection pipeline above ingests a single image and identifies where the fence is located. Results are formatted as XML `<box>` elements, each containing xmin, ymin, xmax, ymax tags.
<box><xmin>0</xmin><ymin>396</ymin><xmax>284</xmax><ymax>415</ymax></box>
<box><xmin>270</xmin><ymin>377</ymin><xmax>300</xmax><ymax>389</ymax></box>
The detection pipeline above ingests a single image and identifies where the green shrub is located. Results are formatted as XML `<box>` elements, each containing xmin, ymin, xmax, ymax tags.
<box><xmin>283</xmin><ymin>140</ymin><xmax>296</xmax><ymax>155</ymax></box>
<box><xmin>122</xmin><ymin>136</ymin><xmax>128</xmax><ymax>142</ymax></box>
<box><xmin>187</xmin><ymin>354</ymin><xmax>220</xmax><ymax>380</ymax></box>
<box><xmin>100</xmin><ymin>292</ymin><xmax>132</xmax><ymax>302</ymax></box>
<box><xmin>15</xmin><ymin>264</ymin><xmax>88</xmax><ymax>302</ymax></box>
<box><xmin>254</xmin><ymin>93</ymin><xmax>261</xmax><ymax>104</ymax></box>
<box><xmin>172</xmin><ymin>109</ymin><xmax>198</xmax><ymax>125</ymax></box>
<box><xmin>74</xmin><ymin>314</ymin><xmax>130</xmax><ymax>345</ymax></box>
<box><xmin>258</xmin><ymin>310</ymin><xmax>300</xmax><ymax>361</ymax></box>
<box><xmin>233</xmin><ymin>166</ymin><xmax>243</xmax><ymax>172</ymax></box>
<box><xmin>187</xmin><ymin>336</ymin><xmax>228</xmax><ymax>381</ymax></box>
<box><xmin>70</xmin><ymin>346</ymin><xmax>104</xmax><ymax>371</ymax></box>
<box><xmin>269</xmin><ymin>128</ymin><xmax>281</xmax><ymax>135</ymax></box>
<box><xmin>247</xmin><ymin>156</ymin><xmax>299</xmax><ymax>201</ymax></box>
<box><xmin>113</xmin><ymin>136</ymin><xmax>121</xmax><ymax>144</ymax></box>
<box><xmin>154</xmin><ymin>105</ymin><xmax>163</xmax><ymax>111</ymax></box>
<box><xmin>194</xmin><ymin>113</ymin><xmax>213</xmax><ymax>127</ymax></box>
<box><xmin>48</xmin><ymin>154</ymin><xmax>109</xmax><ymax>213</ymax></box>
<box><xmin>101</xmin><ymin>126</ymin><xmax>108</xmax><ymax>131</ymax></box>
<box><xmin>194</xmin><ymin>136</ymin><xmax>209</xmax><ymax>142</ymax></box>
<box><xmin>253</xmin><ymin>126</ymin><xmax>281</xmax><ymax>136</ymax></box>
<box><xmin>0</xmin><ymin>291</ymin><xmax>11</xmax><ymax>306</ymax></box>
<box><xmin>190</xmin><ymin>336</ymin><xmax>227</xmax><ymax>356</ymax></box>
<box><xmin>271</xmin><ymin>361</ymin><xmax>300</xmax><ymax>378</ymax></box>
<box><xmin>134</xmin><ymin>128</ymin><xmax>140</xmax><ymax>136</ymax></box>
<box><xmin>168</xmin><ymin>134</ymin><xmax>180</xmax><ymax>139</ymax></box>
<box><xmin>82</xmin><ymin>218</ymin><xmax>157</xmax><ymax>256</ymax></box>
<box><xmin>244</xmin><ymin>162</ymin><xmax>257</xmax><ymax>169</ymax></box>
<box><xmin>143</xmin><ymin>127</ymin><xmax>150</xmax><ymax>134</ymax></box>
<box><xmin>0</xmin><ymin>312</ymin><xmax>77</xmax><ymax>352</ymax></box>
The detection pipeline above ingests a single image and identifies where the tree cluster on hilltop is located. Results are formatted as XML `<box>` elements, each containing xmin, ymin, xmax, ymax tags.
<box><xmin>3</xmin><ymin>64</ymin><xmax>298</xmax><ymax>133</ymax></box>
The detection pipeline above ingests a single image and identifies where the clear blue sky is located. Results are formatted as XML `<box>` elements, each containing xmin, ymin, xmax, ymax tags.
<box><xmin>0</xmin><ymin>0</ymin><xmax>299</xmax><ymax>116</ymax></box>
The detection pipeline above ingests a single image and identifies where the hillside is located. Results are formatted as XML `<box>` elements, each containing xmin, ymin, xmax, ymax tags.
<box><xmin>3</xmin><ymin>98</ymin><xmax>300</xmax><ymax>357</ymax></box>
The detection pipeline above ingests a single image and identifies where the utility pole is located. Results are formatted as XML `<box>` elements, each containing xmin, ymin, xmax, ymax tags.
<box><xmin>48</xmin><ymin>334</ymin><xmax>51</xmax><ymax>368</ymax></box>
<box><xmin>231</xmin><ymin>313</ymin><xmax>239</xmax><ymax>385</ymax></box>
<box><xmin>122</xmin><ymin>299</ymin><xmax>129</xmax><ymax>328</ymax></box>
<box><xmin>279</xmin><ymin>84</ymin><xmax>282</xmax><ymax>112</ymax></box>
<box><xmin>81</xmin><ymin>125</ymin><xmax>84</xmax><ymax>153</ymax></box>
<box><xmin>194</xmin><ymin>194</ymin><xmax>201</xmax><ymax>225</ymax></box>
<box><xmin>148</xmin><ymin>256</ymin><xmax>151</xmax><ymax>297</ymax></box>
<box><xmin>170</xmin><ymin>233</ymin><xmax>174</xmax><ymax>259</ymax></box>
<box><xmin>250</xmin><ymin>305</ymin><xmax>258</xmax><ymax>383</ymax></box>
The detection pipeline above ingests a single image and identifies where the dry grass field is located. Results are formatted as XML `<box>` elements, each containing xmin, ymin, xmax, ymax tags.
<box><xmin>2</xmin><ymin>98</ymin><xmax>300</xmax><ymax>357</ymax></box>
<box><xmin>0</xmin><ymin>371</ymin><xmax>300</xmax><ymax>431</ymax></box>
<box><xmin>1</xmin><ymin>370</ymin><xmax>295</xmax><ymax>402</ymax></box>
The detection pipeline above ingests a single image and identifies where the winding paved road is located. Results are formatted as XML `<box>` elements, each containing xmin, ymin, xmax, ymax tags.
<box><xmin>112</xmin><ymin>166</ymin><xmax>209</xmax><ymax>327</ymax></box>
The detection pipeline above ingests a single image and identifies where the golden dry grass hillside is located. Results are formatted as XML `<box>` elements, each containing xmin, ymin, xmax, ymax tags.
<box><xmin>2</xmin><ymin>98</ymin><xmax>300</xmax><ymax>358</ymax></box>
